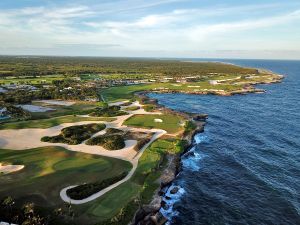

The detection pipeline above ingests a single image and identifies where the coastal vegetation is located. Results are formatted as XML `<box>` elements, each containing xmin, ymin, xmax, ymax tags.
<box><xmin>41</xmin><ymin>123</ymin><xmax>106</xmax><ymax>145</ymax></box>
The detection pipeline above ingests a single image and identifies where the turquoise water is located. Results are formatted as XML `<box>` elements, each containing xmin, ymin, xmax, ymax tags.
<box><xmin>149</xmin><ymin>59</ymin><xmax>300</xmax><ymax>225</ymax></box>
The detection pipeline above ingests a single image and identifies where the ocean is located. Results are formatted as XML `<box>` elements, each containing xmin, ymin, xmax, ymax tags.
<box><xmin>148</xmin><ymin>59</ymin><xmax>300</xmax><ymax>225</ymax></box>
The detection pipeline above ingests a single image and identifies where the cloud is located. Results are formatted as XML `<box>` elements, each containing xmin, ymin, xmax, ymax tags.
<box><xmin>0</xmin><ymin>1</ymin><xmax>300</xmax><ymax>58</ymax></box>
<box><xmin>188</xmin><ymin>9</ymin><xmax>300</xmax><ymax>41</ymax></box>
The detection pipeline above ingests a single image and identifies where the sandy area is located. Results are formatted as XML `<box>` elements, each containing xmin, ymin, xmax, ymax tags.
<box><xmin>154</xmin><ymin>118</ymin><xmax>163</xmax><ymax>123</ymax></box>
<box><xmin>121</xmin><ymin>101</ymin><xmax>162</xmax><ymax>115</ymax></box>
<box><xmin>0</xmin><ymin>163</ymin><xmax>24</xmax><ymax>175</ymax></box>
<box><xmin>33</xmin><ymin>100</ymin><xmax>75</xmax><ymax>106</ymax></box>
<box><xmin>18</xmin><ymin>104</ymin><xmax>55</xmax><ymax>112</ymax></box>
<box><xmin>109</xmin><ymin>100</ymin><xmax>129</xmax><ymax>106</ymax></box>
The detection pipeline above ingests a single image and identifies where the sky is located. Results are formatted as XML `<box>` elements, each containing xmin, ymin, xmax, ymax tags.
<box><xmin>0</xmin><ymin>0</ymin><xmax>300</xmax><ymax>59</ymax></box>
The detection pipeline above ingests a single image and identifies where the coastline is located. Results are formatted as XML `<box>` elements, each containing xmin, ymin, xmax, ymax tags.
<box><xmin>131</xmin><ymin>93</ymin><xmax>207</xmax><ymax>225</ymax></box>
<box><xmin>130</xmin><ymin>67</ymin><xmax>283</xmax><ymax>225</ymax></box>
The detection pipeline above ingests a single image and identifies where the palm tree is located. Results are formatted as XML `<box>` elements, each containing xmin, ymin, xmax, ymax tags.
<box><xmin>1</xmin><ymin>196</ymin><xmax>15</xmax><ymax>221</ymax></box>
<box><xmin>22</xmin><ymin>202</ymin><xmax>45</xmax><ymax>225</ymax></box>
<box><xmin>22</xmin><ymin>202</ymin><xmax>35</xmax><ymax>220</ymax></box>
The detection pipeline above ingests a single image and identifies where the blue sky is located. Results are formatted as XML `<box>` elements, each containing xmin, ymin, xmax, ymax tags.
<box><xmin>0</xmin><ymin>0</ymin><xmax>300</xmax><ymax>59</ymax></box>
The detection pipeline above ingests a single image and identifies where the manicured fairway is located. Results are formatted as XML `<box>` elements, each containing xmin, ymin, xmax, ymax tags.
<box><xmin>0</xmin><ymin>115</ymin><xmax>115</xmax><ymax>130</ymax></box>
<box><xmin>101</xmin><ymin>84</ymin><xmax>157</xmax><ymax>102</ymax></box>
<box><xmin>101</xmin><ymin>81</ymin><xmax>245</xmax><ymax>102</ymax></box>
<box><xmin>0</xmin><ymin>147</ymin><xmax>132</xmax><ymax>208</ymax></box>
<box><xmin>0</xmin><ymin>75</ymin><xmax>66</xmax><ymax>85</ymax></box>
<box><xmin>123</xmin><ymin>114</ymin><xmax>184</xmax><ymax>134</ymax></box>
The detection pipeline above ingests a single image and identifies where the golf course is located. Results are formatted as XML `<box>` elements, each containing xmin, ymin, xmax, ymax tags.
<box><xmin>0</xmin><ymin>100</ymin><xmax>185</xmax><ymax>225</ymax></box>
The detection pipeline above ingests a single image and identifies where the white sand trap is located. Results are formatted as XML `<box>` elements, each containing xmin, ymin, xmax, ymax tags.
<box><xmin>109</xmin><ymin>100</ymin><xmax>130</xmax><ymax>106</ymax></box>
<box><xmin>154</xmin><ymin>118</ymin><xmax>163</xmax><ymax>123</ymax></box>
<box><xmin>188</xmin><ymin>85</ymin><xmax>201</xmax><ymax>88</ymax></box>
<box><xmin>18</xmin><ymin>104</ymin><xmax>55</xmax><ymax>112</ymax></box>
<box><xmin>33</xmin><ymin>100</ymin><xmax>75</xmax><ymax>106</ymax></box>
<box><xmin>0</xmin><ymin>163</ymin><xmax>24</xmax><ymax>175</ymax></box>
<box><xmin>171</xmin><ymin>84</ymin><xmax>182</xmax><ymax>86</ymax></box>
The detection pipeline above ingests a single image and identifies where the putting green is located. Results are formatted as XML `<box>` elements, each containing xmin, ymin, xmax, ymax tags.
<box><xmin>123</xmin><ymin>114</ymin><xmax>184</xmax><ymax>134</ymax></box>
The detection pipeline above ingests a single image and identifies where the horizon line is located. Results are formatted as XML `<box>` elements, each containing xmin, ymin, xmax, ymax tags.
<box><xmin>0</xmin><ymin>54</ymin><xmax>300</xmax><ymax>61</ymax></box>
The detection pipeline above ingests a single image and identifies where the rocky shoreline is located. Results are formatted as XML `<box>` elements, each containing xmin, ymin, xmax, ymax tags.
<box><xmin>132</xmin><ymin>93</ymin><xmax>207</xmax><ymax>225</ymax></box>
<box><xmin>130</xmin><ymin>71</ymin><xmax>283</xmax><ymax>224</ymax></box>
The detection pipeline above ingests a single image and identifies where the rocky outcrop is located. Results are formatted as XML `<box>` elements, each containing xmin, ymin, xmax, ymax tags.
<box><xmin>131</xmin><ymin>92</ymin><xmax>208</xmax><ymax>225</ymax></box>
<box><xmin>132</xmin><ymin>154</ymin><xmax>180</xmax><ymax>225</ymax></box>
<box><xmin>160</xmin><ymin>154</ymin><xmax>181</xmax><ymax>187</ymax></box>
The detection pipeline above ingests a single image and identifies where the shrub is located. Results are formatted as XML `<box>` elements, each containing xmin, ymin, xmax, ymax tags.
<box><xmin>41</xmin><ymin>123</ymin><xmax>106</xmax><ymax>145</ymax></box>
<box><xmin>183</xmin><ymin>120</ymin><xmax>197</xmax><ymax>136</ymax></box>
<box><xmin>90</xmin><ymin>106</ymin><xmax>128</xmax><ymax>117</ymax></box>
<box><xmin>66</xmin><ymin>172</ymin><xmax>128</xmax><ymax>200</ymax></box>
<box><xmin>102</xmin><ymin>135</ymin><xmax>125</xmax><ymax>150</ymax></box>
<box><xmin>40</xmin><ymin>136</ymin><xmax>50</xmax><ymax>142</ymax></box>
<box><xmin>105</xmin><ymin>128</ymin><xmax>124</xmax><ymax>135</ymax></box>
<box><xmin>134</xmin><ymin>138</ymin><xmax>151</xmax><ymax>151</ymax></box>
<box><xmin>86</xmin><ymin>134</ymin><xmax>125</xmax><ymax>150</ymax></box>
<box><xmin>142</xmin><ymin>104</ymin><xmax>155</xmax><ymax>112</ymax></box>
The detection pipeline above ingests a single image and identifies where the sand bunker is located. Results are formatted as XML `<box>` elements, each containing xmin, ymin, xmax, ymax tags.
<box><xmin>0</xmin><ymin>163</ymin><xmax>24</xmax><ymax>175</ymax></box>
<box><xmin>109</xmin><ymin>100</ymin><xmax>130</xmax><ymax>106</ymax></box>
<box><xmin>154</xmin><ymin>118</ymin><xmax>163</xmax><ymax>123</ymax></box>
<box><xmin>18</xmin><ymin>104</ymin><xmax>55</xmax><ymax>112</ymax></box>
<box><xmin>33</xmin><ymin>100</ymin><xmax>75</xmax><ymax>106</ymax></box>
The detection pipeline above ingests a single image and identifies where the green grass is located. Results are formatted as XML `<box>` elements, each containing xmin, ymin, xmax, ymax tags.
<box><xmin>74</xmin><ymin>137</ymin><xmax>185</xmax><ymax>224</ymax></box>
<box><xmin>101</xmin><ymin>81</ymin><xmax>245</xmax><ymax>102</ymax></box>
<box><xmin>29</xmin><ymin>102</ymin><xmax>101</xmax><ymax>119</ymax></box>
<box><xmin>0</xmin><ymin>75</ymin><xmax>67</xmax><ymax>85</ymax></box>
<box><xmin>0</xmin><ymin>138</ymin><xmax>184</xmax><ymax>225</ymax></box>
<box><xmin>0</xmin><ymin>146</ymin><xmax>132</xmax><ymax>209</ymax></box>
<box><xmin>0</xmin><ymin>115</ymin><xmax>115</xmax><ymax>130</ymax></box>
<box><xmin>101</xmin><ymin>84</ymin><xmax>157</xmax><ymax>102</ymax></box>
<box><xmin>123</xmin><ymin>106</ymin><xmax>140</xmax><ymax>111</ymax></box>
<box><xmin>123</xmin><ymin>114</ymin><xmax>184</xmax><ymax>134</ymax></box>
<box><xmin>147</xmin><ymin>138</ymin><xmax>186</xmax><ymax>154</ymax></box>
